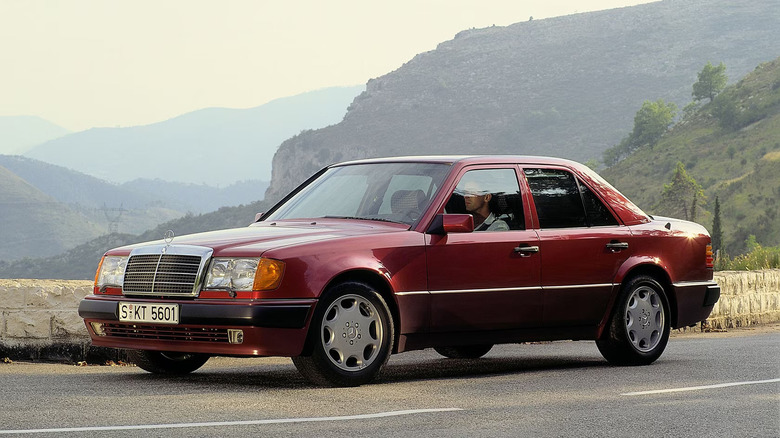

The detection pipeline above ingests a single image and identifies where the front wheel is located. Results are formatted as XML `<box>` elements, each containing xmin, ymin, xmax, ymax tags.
<box><xmin>128</xmin><ymin>350</ymin><xmax>210</xmax><ymax>374</ymax></box>
<box><xmin>292</xmin><ymin>282</ymin><xmax>394</xmax><ymax>387</ymax></box>
<box><xmin>597</xmin><ymin>275</ymin><xmax>670</xmax><ymax>366</ymax></box>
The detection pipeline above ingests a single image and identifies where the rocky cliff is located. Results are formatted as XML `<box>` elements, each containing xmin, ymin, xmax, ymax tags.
<box><xmin>265</xmin><ymin>0</ymin><xmax>780</xmax><ymax>201</ymax></box>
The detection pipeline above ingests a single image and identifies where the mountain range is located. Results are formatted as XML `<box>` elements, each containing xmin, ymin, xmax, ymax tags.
<box><xmin>0</xmin><ymin>87</ymin><xmax>360</xmax><ymax>261</ymax></box>
<box><xmin>23</xmin><ymin>86</ymin><xmax>363</xmax><ymax>186</ymax></box>
<box><xmin>4</xmin><ymin>57</ymin><xmax>778</xmax><ymax>279</ymax></box>
<box><xmin>264</xmin><ymin>0</ymin><xmax>780</xmax><ymax>201</ymax></box>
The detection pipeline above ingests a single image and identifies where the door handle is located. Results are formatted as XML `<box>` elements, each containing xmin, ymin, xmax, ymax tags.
<box><xmin>514</xmin><ymin>245</ymin><xmax>540</xmax><ymax>257</ymax></box>
<box><xmin>606</xmin><ymin>241</ymin><xmax>629</xmax><ymax>252</ymax></box>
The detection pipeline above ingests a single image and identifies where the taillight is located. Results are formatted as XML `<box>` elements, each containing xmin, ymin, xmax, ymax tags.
<box><xmin>705</xmin><ymin>243</ymin><xmax>714</xmax><ymax>268</ymax></box>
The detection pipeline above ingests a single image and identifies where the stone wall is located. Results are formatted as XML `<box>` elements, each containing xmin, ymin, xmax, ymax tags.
<box><xmin>0</xmin><ymin>279</ymin><xmax>96</xmax><ymax>362</ymax></box>
<box><xmin>708</xmin><ymin>269</ymin><xmax>780</xmax><ymax>329</ymax></box>
<box><xmin>0</xmin><ymin>279</ymin><xmax>91</xmax><ymax>342</ymax></box>
<box><xmin>1</xmin><ymin>270</ymin><xmax>779</xmax><ymax>362</ymax></box>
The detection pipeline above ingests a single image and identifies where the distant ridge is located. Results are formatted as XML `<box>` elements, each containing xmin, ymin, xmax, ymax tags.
<box><xmin>24</xmin><ymin>86</ymin><xmax>363</xmax><ymax>186</ymax></box>
<box><xmin>0</xmin><ymin>116</ymin><xmax>70</xmax><ymax>154</ymax></box>
<box><xmin>0</xmin><ymin>154</ymin><xmax>268</xmax><ymax>215</ymax></box>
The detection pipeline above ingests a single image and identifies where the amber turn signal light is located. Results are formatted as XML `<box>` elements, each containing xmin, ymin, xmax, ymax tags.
<box><xmin>253</xmin><ymin>258</ymin><xmax>286</xmax><ymax>290</ymax></box>
<box><xmin>93</xmin><ymin>256</ymin><xmax>105</xmax><ymax>288</ymax></box>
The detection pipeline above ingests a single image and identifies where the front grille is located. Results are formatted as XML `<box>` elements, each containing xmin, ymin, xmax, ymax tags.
<box><xmin>103</xmin><ymin>323</ymin><xmax>229</xmax><ymax>343</ymax></box>
<box><xmin>124</xmin><ymin>254</ymin><xmax>202</xmax><ymax>295</ymax></box>
<box><xmin>122</xmin><ymin>245</ymin><xmax>212</xmax><ymax>297</ymax></box>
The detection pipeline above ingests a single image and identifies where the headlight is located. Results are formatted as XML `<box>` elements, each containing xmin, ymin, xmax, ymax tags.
<box><xmin>95</xmin><ymin>256</ymin><xmax>128</xmax><ymax>289</ymax></box>
<box><xmin>204</xmin><ymin>258</ymin><xmax>285</xmax><ymax>291</ymax></box>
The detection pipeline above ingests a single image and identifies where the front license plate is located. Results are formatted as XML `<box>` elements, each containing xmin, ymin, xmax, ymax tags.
<box><xmin>119</xmin><ymin>302</ymin><xmax>179</xmax><ymax>324</ymax></box>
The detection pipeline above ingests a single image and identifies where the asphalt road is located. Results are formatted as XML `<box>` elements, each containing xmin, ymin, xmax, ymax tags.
<box><xmin>1</xmin><ymin>326</ymin><xmax>778</xmax><ymax>437</ymax></box>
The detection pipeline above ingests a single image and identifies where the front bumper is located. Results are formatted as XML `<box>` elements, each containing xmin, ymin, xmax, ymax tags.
<box><xmin>78</xmin><ymin>296</ymin><xmax>316</xmax><ymax>357</ymax></box>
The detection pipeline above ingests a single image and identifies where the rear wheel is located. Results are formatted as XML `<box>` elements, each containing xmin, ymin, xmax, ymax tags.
<box><xmin>434</xmin><ymin>344</ymin><xmax>493</xmax><ymax>359</ymax></box>
<box><xmin>292</xmin><ymin>282</ymin><xmax>394</xmax><ymax>387</ymax></box>
<box><xmin>128</xmin><ymin>350</ymin><xmax>210</xmax><ymax>374</ymax></box>
<box><xmin>597</xmin><ymin>275</ymin><xmax>670</xmax><ymax>365</ymax></box>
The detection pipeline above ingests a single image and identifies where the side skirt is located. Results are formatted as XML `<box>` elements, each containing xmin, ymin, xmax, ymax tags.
<box><xmin>396</xmin><ymin>326</ymin><xmax>598</xmax><ymax>353</ymax></box>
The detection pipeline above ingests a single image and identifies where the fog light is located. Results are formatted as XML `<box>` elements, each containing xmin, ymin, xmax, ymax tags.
<box><xmin>228</xmin><ymin>329</ymin><xmax>244</xmax><ymax>344</ymax></box>
<box><xmin>90</xmin><ymin>322</ymin><xmax>106</xmax><ymax>336</ymax></box>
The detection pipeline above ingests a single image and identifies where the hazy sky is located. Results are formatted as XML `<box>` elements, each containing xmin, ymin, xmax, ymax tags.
<box><xmin>1</xmin><ymin>0</ymin><xmax>656</xmax><ymax>132</ymax></box>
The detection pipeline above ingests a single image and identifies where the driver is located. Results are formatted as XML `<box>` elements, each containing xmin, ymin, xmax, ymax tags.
<box><xmin>462</xmin><ymin>181</ymin><xmax>509</xmax><ymax>232</ymax></box>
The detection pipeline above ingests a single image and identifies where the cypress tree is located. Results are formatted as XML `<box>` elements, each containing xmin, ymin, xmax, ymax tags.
<box><xmin>712</xmin><ymin>196</ymin><xmax>723</xmax><ymax>252</ymax></box>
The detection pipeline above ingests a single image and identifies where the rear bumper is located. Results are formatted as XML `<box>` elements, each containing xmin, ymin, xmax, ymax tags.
<box><xmin>672</xmin><ymin>281</ymin><xmax>720</xmax><ymax>328</ymax></box>
<box><xmin>78</xmin><ymin>296</ymin><xmax>315</xmax><ymax>357</ymax></box>
<box><xmin>703</xmin><ymin>283</ymin><xmax>721</xmax><ymax>306</ymax></box>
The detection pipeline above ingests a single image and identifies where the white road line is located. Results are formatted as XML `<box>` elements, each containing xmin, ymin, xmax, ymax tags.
<box><xmin>622</xmin><ymin>378</ymin><xmax>780</xmax><ymax>396</ymax></box>
<box><xmin>0</xmin><ymin>408</ymin><xmax>463</xmax><ymax>435</ymax></box>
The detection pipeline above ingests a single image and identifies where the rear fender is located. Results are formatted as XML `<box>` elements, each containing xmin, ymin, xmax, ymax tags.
<box><xmin>597</xmin><ymin>256</ymin><xmax>675</xmax><ymax>339</ymax></box>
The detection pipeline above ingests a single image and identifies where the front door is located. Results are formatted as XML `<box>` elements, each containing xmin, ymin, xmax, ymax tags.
<box><xmin>426</xmin><ymin>167</ymin><xmax>542</xmax><ymax>331</ymax></box>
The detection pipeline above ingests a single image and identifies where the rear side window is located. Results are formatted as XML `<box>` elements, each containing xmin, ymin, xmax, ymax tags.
<box><xmin>524</xmin><ymin>168</ymin><xmax>617</xmax><ymax>229</ymax></box>
<box><xmin>580</xmin><ymin>183</ymin><xmax>619</xmax><ymax>226</ymax></box>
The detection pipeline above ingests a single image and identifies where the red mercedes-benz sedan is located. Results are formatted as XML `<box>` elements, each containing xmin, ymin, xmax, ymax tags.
<box><xmin>79</xmin><ymin>156</ymin><xmax>720</xmax><ymax>386</ymax></box>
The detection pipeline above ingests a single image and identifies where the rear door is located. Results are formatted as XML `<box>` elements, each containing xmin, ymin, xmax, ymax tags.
<box><xmin>521</xmin><ymin>167</ymin><xmax>633</xmax><ymax>327</ymax></box>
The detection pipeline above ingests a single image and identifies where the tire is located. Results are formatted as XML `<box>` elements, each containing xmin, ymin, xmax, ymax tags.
<box><xmin>434</xmin><ymin>344</ymin><xmax>493</xmax><ymax>359</ymax></box>
<box><xmin>596</xmin><ymin>275</ymin><xmax>670</xmax><ymax>366</ymax></box>
<box><xmin>292</xmin><ymin>282</ymin><xmax>394</xmax><ymax>387</ymax></box>
<box><xmin>128</xmin><ymin>350</ymin><xmax>210</xmax><ymax>375</ymax></box>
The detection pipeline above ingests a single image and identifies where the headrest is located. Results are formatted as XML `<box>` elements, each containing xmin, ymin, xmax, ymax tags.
<box><xmin>391</xmin><ymin>189</ymin><xmax>426</xmax><ymax>213</ymax></box>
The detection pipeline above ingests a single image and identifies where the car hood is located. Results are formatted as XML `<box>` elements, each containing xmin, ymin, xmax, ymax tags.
<box><xmin>108</xmin><ymin>219</ymin><xmax>411</xmax><ymax>256</ymax></box>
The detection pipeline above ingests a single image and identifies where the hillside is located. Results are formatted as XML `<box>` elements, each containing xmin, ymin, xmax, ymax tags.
<box><xmin>0</xmin><ymin>155</ymin><xmax>268</xmax><ymax>215</ymax></box>
<box><xmin>602</xmin><ymin>58</ymin><xmax>780</xmax><ymax>255</ymax></box>
<box><xmin>120</xmin><ymin>178</ymin><xmax>268</xmax><ymax>213</ymax></box>
<box><xmin>0</xmin><ymin>165</ymin><xmax>103</xmax><ymax>261</ymax></box>
<box><xmin>265</xmin><ymin>0</ymin><xmax>780</xmax><ymax>201</ymax></box>
<box><xmin>0</xmin><ymin>116</ymin><xmax>70</xmax><ymax>155</ymax></box>
<box><xmin>24</xmin><ymin>86</ymin><xmax>363</xmax><ymax>186</ymax></box>
<box><xmin>0</xmin><ymin>155</ymin><xmax>269</xmax><ymax>242</ymax></box>
<box><xmin>0</xmin><ymin>199</ymin><xmax>273</xmax><ymax>280</ymax></box>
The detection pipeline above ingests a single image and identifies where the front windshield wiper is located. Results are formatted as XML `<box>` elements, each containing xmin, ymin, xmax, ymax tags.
<box><xmin>323</xmin><ymin>216</ymin><xmax>407</xmax><ymax>225</ymax></box>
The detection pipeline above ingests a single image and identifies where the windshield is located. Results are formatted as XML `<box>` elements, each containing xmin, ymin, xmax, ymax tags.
<box><xmin>265</xmin><ymin>162</ymin><xmax>451</xmax><ymax>226</ymax></box>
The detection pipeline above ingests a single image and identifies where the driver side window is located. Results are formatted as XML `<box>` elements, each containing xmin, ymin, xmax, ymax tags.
<box><xmin>447</xmin><ymin>168</ymin><xmax>524</xmax><ymax>231</ymax></box>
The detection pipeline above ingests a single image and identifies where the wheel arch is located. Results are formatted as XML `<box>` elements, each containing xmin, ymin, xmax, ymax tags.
<box><xmin>599</xmin><ymin>262</ymin><xmax>677</xmax><ymax>339</ymax></box>
<box><xmin>318</xmin><ymin>269</ymin><xmax>402</xmax><ymax>354</ymax></box>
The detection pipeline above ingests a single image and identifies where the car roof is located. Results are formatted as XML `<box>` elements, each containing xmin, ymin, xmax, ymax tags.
<box><xmin>331</xmin><ymin>155</ymin><xmax>650</xmax><ymax>226</ymax></box>
<box><xmin>332</xmin><ymin>155</ymin><xmax>582</xmax><ymax>168</ymax></box>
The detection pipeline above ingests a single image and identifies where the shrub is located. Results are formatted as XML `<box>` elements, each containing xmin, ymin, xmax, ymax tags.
<box><xmin>715</xmin><ymin>235</ymin><xmax>780</xmax><ymax>270</ymax></box>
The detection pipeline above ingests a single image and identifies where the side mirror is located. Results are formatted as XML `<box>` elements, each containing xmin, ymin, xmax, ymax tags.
<box><xmin>428</xmin><ymin>214</ymin><xmax>474</xmax><ymax>235</ymax></box>
<box><xmin>254</xmin><ymin>212</ymin><xmax>265</xmax><ymax>222</ymax></box>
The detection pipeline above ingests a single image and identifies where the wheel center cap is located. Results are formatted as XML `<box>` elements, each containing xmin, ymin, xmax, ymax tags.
<box><xmin>346</xmin><ymin>326</ymin><xmax>358</xmax><ymax>340</ymax></box>
<box><xmin>640</xmin><ymin>309</ymin><xmax>651</xmax><ymax>328</ymax></box>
